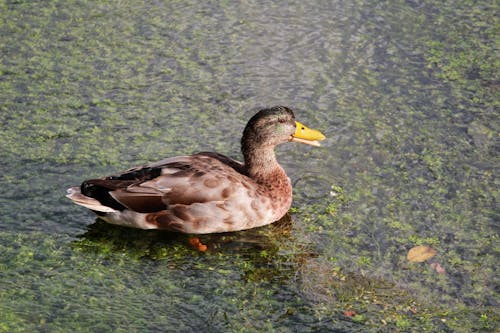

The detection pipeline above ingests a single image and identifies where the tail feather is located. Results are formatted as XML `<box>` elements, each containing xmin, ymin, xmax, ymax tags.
<box><xmin>66</xmin><ymin>187</ymin><xmax>117</xmax><ymax>213</ymax></box>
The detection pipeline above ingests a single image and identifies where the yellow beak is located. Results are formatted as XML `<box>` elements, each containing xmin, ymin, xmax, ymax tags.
<box><xmin>290</xmin><ymin>121</ymin><xmax>326</xmax><ymax>147</ymax></box>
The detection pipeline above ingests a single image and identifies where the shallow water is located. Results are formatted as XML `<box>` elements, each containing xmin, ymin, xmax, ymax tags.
<box><xmin>0</xmin><ymin>1</ymin><xmax>498</xmax><ymax>332</ymax></box>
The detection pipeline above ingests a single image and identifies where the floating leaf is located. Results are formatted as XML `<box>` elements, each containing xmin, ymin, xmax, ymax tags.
<box><xmin>429</xmin><ymin>262</ymin><xmax>446</xmax><ymax>274</ymax></box>
<box><xmin>343</xmin><ymin>310</ymin><xmax>356</xmax><ymax>317</ymax></box>
<box><xmin>407</xmin><ymin>245</ymin><xmax>437</xmax><ymax>262</ymax></box>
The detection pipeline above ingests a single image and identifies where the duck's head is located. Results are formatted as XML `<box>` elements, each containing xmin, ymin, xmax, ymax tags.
<box><xmin>241</xmin><ymin>106</ymin><xmax>326</xmax><ymax>150</ymax></box>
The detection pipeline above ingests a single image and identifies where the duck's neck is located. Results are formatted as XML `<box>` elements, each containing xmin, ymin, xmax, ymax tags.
<box><xmin>242</xmin><ymin>144</ymin><xmax>293</xmax><ymax>219</ymax></box>
<box><xmin>243</xmin><ymin>146</ymin><xmax>278</xmax><ymax>178</ymax></box>
<box><xmin>243</xmin><ymin>146</ymin><xmax>291</xmax><ymax>190</ymax></box>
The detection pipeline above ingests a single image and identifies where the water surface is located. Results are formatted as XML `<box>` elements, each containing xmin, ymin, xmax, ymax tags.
<box><xmin>0</xmin><ymin>1</ymin><xmax>498</xmax><ymax>332</ymax></box>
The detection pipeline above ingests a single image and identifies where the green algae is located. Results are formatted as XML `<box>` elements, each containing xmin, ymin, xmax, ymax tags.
<box><xmin>0</xmin><ymin>0</ymin><xmax>498</xmax><ymax>332</ymax></box>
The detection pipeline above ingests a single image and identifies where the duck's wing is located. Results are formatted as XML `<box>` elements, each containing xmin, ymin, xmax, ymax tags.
<box><xmin>80</xmin><ymin>153</ymin><xmax>250</xmax><ymax>214</ymax></box>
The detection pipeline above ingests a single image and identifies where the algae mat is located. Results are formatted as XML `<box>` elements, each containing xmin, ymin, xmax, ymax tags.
<box><xmin>0</xmin><ymin>1</ymin><xmax>498</xmax><ymax>332</ymax></box>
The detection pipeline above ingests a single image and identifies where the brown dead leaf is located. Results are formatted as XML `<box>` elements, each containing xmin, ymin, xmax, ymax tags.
<box><xmin>407</xmin><ymin>245</ymin><xmax>437</xmax><ymax>262</ymax></box>
<box><xmin>429</xmin><ymin>262</ymin><xmax>446</xmax><ymax>274</ymax></box>
<box><xmin>343</xmin><ymin>310</ymin><xmax>356</xmax><ymax>317</ymax></box>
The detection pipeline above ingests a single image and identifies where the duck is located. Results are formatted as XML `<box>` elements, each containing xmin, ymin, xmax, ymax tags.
<box><xmin>66</xmin><ymin>106</ymin><xmax>325</xmax><ymax>234</ymax></box>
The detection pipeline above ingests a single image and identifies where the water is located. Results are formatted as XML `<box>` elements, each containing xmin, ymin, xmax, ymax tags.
<box><xmin>0</xmin><ymin>1</ymin><xmax>498</xmax><ymax>332</ymax></box>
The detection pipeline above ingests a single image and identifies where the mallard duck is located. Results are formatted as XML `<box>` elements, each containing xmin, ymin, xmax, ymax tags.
<box><xmin>66</xmin><ymin>106</ymin><xmax>325</xmax><ymax>234</ymax></box>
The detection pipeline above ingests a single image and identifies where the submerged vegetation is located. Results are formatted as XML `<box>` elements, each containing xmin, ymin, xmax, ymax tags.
<box><xmin>0</xmin><ymin>0</ymin><xmax>498</xmax><ymax>332</ymax></box>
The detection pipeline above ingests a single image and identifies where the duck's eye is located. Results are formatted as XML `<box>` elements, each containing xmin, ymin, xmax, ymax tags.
<box><xmin>278</xmin><ymin>118</ymin><xmax>287</xmax><ymax>124</ymax></box>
